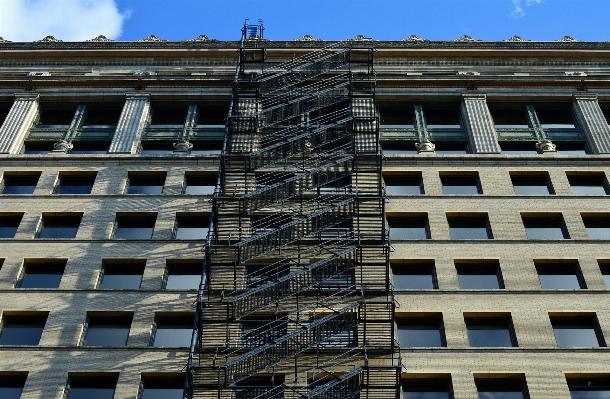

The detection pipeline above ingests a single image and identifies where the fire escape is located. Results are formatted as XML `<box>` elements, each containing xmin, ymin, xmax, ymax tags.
<box><xmin>186</xmin><ymin>21</ymin><xmax>401</xmax><ymax>399</ymax></box>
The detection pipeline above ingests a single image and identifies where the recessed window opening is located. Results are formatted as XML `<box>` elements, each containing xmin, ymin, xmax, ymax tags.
<box><xmin>0</xmin><ymin>314</ymin><xmax>47</xmax><ymax>345</ymax></box>
<box><xmin>2</xmin><ymin>173</ymin><xmax>41</xmax><ymax>194</ymax></box>
<box><xmin>456</xmin><ymin>261</ymin><xmax>504</xmax><ymax>289</ymax></box>
<box><xmin>66</xmin><ymin>375</ymin><xmax>118</xmax><ymax>399</ymax></box>
<box><xmin>510</xmin><ymin>173</ymin><xmax>554</xmax><ymax>195</ymax></box>
<box><xmin>403</xmin><ymin>378</ymin><xmax>453</xmax><ymax>399</ymax></box>
<box><xmin>551</xmin><ymin>316</ymin><xmax>605</xmax><ymax>348</ymax></box>
<box><xmin>447</xmin><ymin>215</ymin><xmax>493</xmax><ymax>240</ymax></box>
<box><xmin>475</xmin><ymin>378</ymin><xmax>529</xmax><ymax>399</ymax></box>
<box><xmin>189</xmin><ymin>140</ymin><xmax>223</xmax><ymax>155</ymax></box>
<box><xmin>70</xmin><ymin>141</ymin><xmax>110</xmax><ymax>154</ymax></box>
<box><xmin>0</xmin><ymin>213</ymin><xmax>23</xmax><ymax>238</ymax></box>
<box><xmin>500</xmin><ymin>141</ymin><xmax>538</xmax><ymax>155</ymax></box>
<box><xmin>392</xmin><ymin>261</ymin><xmax>437</xmax><ymax>290</ymax></box>
<box><xmin>567</xmin><ymin>377</ymin><xmax>610</xmax><ymax>399</ymax></box>
<box><xmin>99</xmin><ymin>260</ymin><xmax>145</xmax><ymax>290</ymax></box>
<box><xmin>600</xmin><ymin>104</ymin><xmax>610</xmax><ymax>125</ymax></box>
<box><xmin>599</xmin><ymin>261</ymin><xmax>610</xmax><ymax>289</ymax></box>
<box><xmin>535</xmin><ymin>262</ymin><xmax>586</xmax><ymax>289</ymax></box>
<box><xmin>582</xmin><ymin>215</ymin><xmax>610</xmax><ymax>240</ymax></box>
<box><xmin>164</xmin><ymin>260</ymin><xmax>203</xmax><ymax>290</ymax></box>
<box><xmin>54</xmin><ymin>173</ymin><xmax>96</xmax><ymax>194</ymax></box>
<box><xmin>23</xmin><ymin>141</ymin><xmax>54</xmax><ymax>154</ymax></box>
<box><xmin>397</xmin><ymin>316</ymin><xmax>446</xmax><ymax>347</ymax></box>
<box><xmin>380</xmin><ymin>141</ymin><xmax>418</xmax><ymax>155</ymax></box>
<box><xmin>0</xmin><ymin>373</ymin><xmax>28</xmax><ymax>399</ymax></box>
<box><xmin>434</xmin><ymin>141</ymin><xmax>469</xmax><ymax>154</ymax></box>
<box><xmin>535</xmin><ymin>106</ymin><xmax>575</xmax><ymax>128</ymax></box>
<box><xmin>378</xmin><ymin>101</ymin><xmax>414</xmax><ymax>125</ymax></box>
<box><xmin>152</xmin><ymin>315</ymin><xmax>194</xmax><ymax>347</ymax></box>
<box><xmin>17</xmin><ymin>260</ymin><xmax>66</xmax><ymax>288</ymax></box>
<box><xmin>36</xmin><ymin>105</ymin><xmax>76</xmax><ymax>127</ymax></box>
<box><xmin>440</xmin><ymin>173</ymin><xmax>482</xmax><ymax>195</ymax></box>
<box><xmin>388</xmin><ymin>216</ymin><xmax>430</xmax><ymax>240</ymax></box>
<box><xmin>489</xmin><ymin>106</ymin><xmax>530</xmax><ymax>128</ymax></box>
<box><xmin>0</xmin><ymin>104</ymin><xmax>11</xmax><ymax>127</ymax></box>
<box><xmin>37</xmin><ymin>214</ymin><xmax>82</xmax><ymax>239</ymax></box>
<box><xmin>114</xmin><ymin>214</ymin><xmax>157</xmax><ymax>239</ymax></box>
<box><xmin>149</xmin><ymin>104</ymin><xmax>189</xmax><ymax>126</ymax></box>
<box><xmin>567</xmin><ymin>174</ymin><xmax>609</xmax><ymax>195</ymax></box>
<box><xmin>83</xmin><ymin>106</ymin><xmax>122</xmax><ymax>127</ymax></box>
<box><xmin>140</xmin><ymin>375</ymin><xmax>184</xmax><ymax>399</ymax></box>
<box><xmin>141</xmin><ymin>141</ymin><xmax>175</xmax><ymax>155</ymax></box>
<box><xmin>423</xmin><ymin>106</ymin><xmax>461</xmax><ymax>128</ymax></box>
<box><xmin>184</xmin><ymin>173</ymin><xmax>216</xmax><ymax>195</ymax></box>
<box><xmin>83</xmin><ymin>315</ymin><xmax>132</xmax><ymax>347</ymax></box>
<box><xmin>555</xmin><ymin>142</ymin><xmax>588</xmax><ymax>155</ymax></box>
<box><xmin>384</xmin><ymin>174</ymin><xmax>424</xmax><ymax>195</ymax></box>
<box><xmin>174</xmin><ymin>214</ymin><xmax>209</xmax><ymax>239</ymax></box>
<box><xmin>466</xmin><ymin>316</ymin><xmax>517</xmax><ymax>347</ymax></box>
<box><xmin>522</xmin><ymin>215</ymin><xmax>569</xmax><ymax>240</ymax></box>
<box><xmin>126</xmin><ymin>173</ymin><xmax>166</xmax><ymax>195</ymax></box>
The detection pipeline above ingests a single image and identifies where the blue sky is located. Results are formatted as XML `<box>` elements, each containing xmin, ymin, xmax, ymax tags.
<box><xmin>1</xmin><ymin>0</ymin><xmax>610</xmax><ymax>42</ymax></box>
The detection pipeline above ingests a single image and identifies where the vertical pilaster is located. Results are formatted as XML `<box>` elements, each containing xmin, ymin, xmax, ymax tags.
<box><xmin>0</xmin><ymin>93</ymin><xmax>40</xmax><ymax>154</ymax></box>
<box><xmin>460</xmin><ymin>93</ymin><xmax>501</xmax><ymax>154</ymax></box>
<box><xmin>572</xmin><ymin>93</ymin><xmax>610</xmax><ymax>154</ymax></box>
<box><xmin>108</xmin><ymin>92</ymin><xmax>151</xmax><ymax>154</ymax></box>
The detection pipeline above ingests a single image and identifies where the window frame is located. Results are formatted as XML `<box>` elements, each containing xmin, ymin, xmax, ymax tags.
<box><xmin>567</xmin><ymin>172</ymin><xmax>610</xmax><ymax>196</ymax></box>
<box><xmin>521</xmin><ymin>214</ymin><xmax>570</xmax><ymax>240</ymax></box>
<box><xmin>0</xmin><ymin>373</ymin><xmax>28</xmax><ymax>399</ymax></box>
<box><xmin>402</xmin><ymin>378</ymin><xmax>454</xmax><ymax>399</ymax></box>
<box><xmin>550</xmin><ymin>315</ymin><xmax>606</xmax><ymax>348</ymax></box>
<box><xmin>64</xmin><ymin>374</ymin><xmax>118</xmax><ymax>399</ymax></box>
<box><xmin>510</xmin><ymin>172</ymin><xmax>555</xmax><ymax>195</ymax></box>
<box><xmin>0</xmin><ymin>213</ymin><xmax>24</xmax><ymax>239</ymax></box>
<box><xmin>387</xmin><ymin>214</ymin><xmax>431</xmax><ymax>240</ymax></box>
<box><xmin>98</xmin><ymin>260</ymin><xmax>146</xmax><ymax>290</ymax></box>
<box><xmin>391</xmin><ymin>261</ymin><xmax>438</xmax><ymax>290</ymax></box>
<box><xmin>474</xmin><ymin>377</ymin><xmax>530</xmax><ymax>399</ymax></box>
<box><xmin>163</xmin><ymin>260</ymin><xmax>204</xmax><ymax>290</ymax></box>
<box><xmin>447</xmin><ymin>214</ymin><xmax>493</xmax><ymax>240</ymax></box>
<box><xmin>126</xmin><ymin>172</ymin><xmax>167</xmax><ymax>195</ymax></box>
<box><xmin>113</xmin><ymin>213</ymin><xmax>157</xmax><ymax>240</ymax></box>
<box><xmin>53</xmin><ymin>172</ymin><xmax>97</xmax><ymax>195</ymax></box>
<box><xmin>16</xmin><ymin>259</ymin><xmax>67</xmax><ymax>289</ymax></box>
<box><xmin>150</xmin><ymin>314</ymin><xmax>195</xmax><ymax>348</ymax></box>
<box><xmin>1</xmin><ymin>172</ymin><xmax>41</xmax><ymax>195</ymax></box>
<box><xmin>36</xmin><ymin>213</ymin><xmax>83</xmax><ymax>239</ymax></box>
<box><xmin>383</xmin><ymin>173</ymin><xmax>425</xmax><ymax>195</ymax></box>
<box><xmin>396</xmin><ymin>316</ymin><xmax>447</xmax><ymax>348</ymax></box>
<box><xmin>0</xmin><ymin>313</ymin><xmax>48</xmax><ymax>346</ymax></box>
<box><xmin>455</xmin><ymin>261</ymin><xmax>505</xmax><ymax>290</ymax></box>
<box><xmin>440</xmin><ymin>173</ymin><xmax>483</xmax><ymax>195</ymax></box>
<box><xmin>172</xmin><ymin>213</ymin><xmax>210</xmax><ymax>240</ymax></box>
<box><xmin>81</xmin><ymin>314</ymin><xmax>133</xmax><ymax>347</ymax></box>
<box><xmin>535</xmin><ymin>262</ymin><xmax>587</xmax><ymax>290</ymax></box>
<box><xmin>465</xmin><ymin>316</ymin><xmax>518</xmax><ymax>348</ymax></box>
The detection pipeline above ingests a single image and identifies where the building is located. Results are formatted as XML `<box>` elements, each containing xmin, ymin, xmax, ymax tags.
<box><xmin>1</xmin><ymin>25</ymin><xmax>610</xmax><ymax>399</ymax></box>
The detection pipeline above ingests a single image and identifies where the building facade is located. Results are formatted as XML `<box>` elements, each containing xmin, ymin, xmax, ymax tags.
<box><xmin>0</xmin><ymin>29</ymin><xmax>610</xmax><ymax>398</ymax></box>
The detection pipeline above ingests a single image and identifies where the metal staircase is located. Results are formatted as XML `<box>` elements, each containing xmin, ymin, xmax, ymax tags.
<box><xmin>185</xmin><ymin>21</ymin><xmax>400</xmax><ymax>399</ymax></box>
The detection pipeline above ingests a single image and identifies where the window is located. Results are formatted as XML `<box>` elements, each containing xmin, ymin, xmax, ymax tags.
<box><xmin>54</xmin><ymin>173</ymin><xmax>96</xmax><ymax>195</ymax></box>
<box><xmin>140</xmin><ymin>375</ymin><xmax>184</xmax><ymax>399</ymax></box>
<box><xmin>551</xmin><ymin>316</ymin><xmax>605</xmax><ymax>348</ymax></box>
<box><xmin>392</xmin><ymin>261</ymin><xmax>437</xmax><ymax>290</ymax></box>
<box><xmin>456</xmin><ymin>261</ymin><xmax>504</xmax><ymax>289</ymax></box>
<box><xmin>0</xmin><ymin>314</ymin><xmax>47</xmax><ymax>345</ymax></box>
<box><xmin>582</xmin><ymin>215</ymin><xmax>610</xmax><ymax>240</ymax></box>
<box><xmin>23</xmin><ymin>141</ymin><xmax>54</xmax><ymax>154</ymax></box>
<box><xmin>126</xmin><ymin>172</ymin><xmax>166</xmax><ymax>195</ymax></box>
<box><xmin>440</xmin><ymin>173</ymin><xmax>482</xmax><ymax>195</ymax></box>
<box><xmin>567</xmin><ymin>173</ymin><xmax>609</xmax><ymax>195</ymax></box>
<box><xmin>113</xmin><ymin>213</ymin><xmax>156</xmax><ymax>239</ymax></box>
<box><xmin>490</xmin><ymin>106</ymin><xmax>529</xmax><ymax>128</ymax></box>
<box><xmin>567</xmin><ymin>377</ymin><xmax>610</xmax><ymax>399</ymax></box>
<box><xmin>1</xmin><ymin>172</ymin><xmax>40</xmax><ymax>194</ymax></box>
<box><xmin>98</xmin><ymin>260</ymin><xmax>145</xmax><ymax>290</ymax></box>
<box><xmin>140</xmin><ymin>141</ymin><xmax>175</xmax><ymax>155</ymax></box>
<box><xmin>37</xmin><ymin>213</ymin><xmax>82</xmax><ymax>239</ymax></box>
<box><xmin>536</xmin><ymin>262</ymin><xmax>586</xmax><ymax>289</ymax></box>
<box><xmin>240</xmin><ymin>319</ymin><xmax>288</xmax><ymax>347</ymax></box>
<box><xmin>82</xmin><ymin>314</ymin><xmax>132</xmax><ymax>347</ymax></box>
<box><xmin>0</xmin><ymin>374</ymin><xmax>27</xmax><ymax>399</ymax></box>
<box><xmin>384</xmin><ymin>173</ymin><xmax>424</xmax><ymax>195</ymax></box>
<box><xmin>465</xmin><ymin>316</ymin><xmax>517</xmax><ymax>347</ymax></box>
<box><xmin>234</xmin><ymin>376</ymin><xmax>284</xmax><ymax>399</ymax></box>
<box><xmin>500</xmin><ymin>142</ymin><xmax>538</xmax><ymax>155</ymax></box>
<box><xmin>397</xmin><ymin>316</ymin><xmax>445</xmax><ymax>347</ymax></box>
<box><xmin>475</xmin><ymin>378</ymin><xmax>529</xmax><ymax>399</ymax></box>
<box><xmin>536</xmin><ymin>105</ymin><xmax>575</xmax><ymax>128</ymax></box>
<box><xmin>173</xmin><ymin>213</ymin><xmax>209</xmax><ymax>239</ymax></box>
<box><xmin>152</xmin><ymin>315</ymin><xmax>194</xmax><ymax>347</ymax></box>
<box><xmin>388</xmin><ymin>215</ymin><xmax>430</xmax><ymax>239</ymax></box>
<box><xmin>69</xmin><ymin>141</ymin><xmax>110</xmax><ymax>154</ymax></box>
<box><xmin>183</xmin><ymin>172</ymin><xmax>216</xmax><ymax>195</ymax></box>
<box><xmin>423</xmin><ymin>105</ymin><xmax>461</xmax><ymax>128</ymax></box>
<box><xmin>164</xmin><ymin>260</ymin><xmax>203</xmax><ymax>290</ymax></box>
<box><xmin>0</xmin><ymin>213</ymin><xmax>23</xmax><ymax>238</ymax></box>
<box><xmin>447</xmin><ymin>214</ymin><xmax>493</xmax><ymax>239</ymax></box>
<box><xmin>434</xmin><ymin>142</ymin><xmax>469</xmax><ymax>154</ymax></box>
<box><xmin>510</xmin><ymin>173</ymin><xmax>554</xmax><ymax>195</ymax></box>
<box><xmin>381</xmin><ymin>141</ymin><xmax>418</xmax><ymax>155</ymax></box>
<box><xmin>65</xmin><ymin>375</ymin><xmax>118</xmax><ymax>399</ymax></box>
<box><xmin>599</xmin><ymin>261</ymin><xmax>610</xmax><ymax>289</ymax></box>
<box><xmin>17</xmin><ymin>260</ymin><xmax>66</xmax><ymax>288</ymax></box>
<box><xmin>403</xmin><ymin>378</ymin><xmax>453</xmax><ymax>399</ymax></box>
<box><xmin>522</xmin><ymin>214</ymin><xmax>569</xmax><ymax>240</ymax></box>
<box><xmin>246</xmin><ymin>263</ymin><xmax>291</xmax><ymax>288</ymax></box>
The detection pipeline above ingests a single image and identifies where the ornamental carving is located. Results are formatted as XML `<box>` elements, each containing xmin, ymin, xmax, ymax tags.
<box><xmin>137</xmin><ymin>35</ymin><xmax>168</xmax><ymax>42</ymax></box>
<box><xmin>415</xmin><ymin>139</ymin><xmax>435</xmax><ymax>153</ymax></box>
<box><xmin>351</xmin><ymin>35</ymin><xmax>374</xmax><ymax>41</ymax></box>
<box><xmin>35</xmin><ymin>35</ymin><xmax>62</xmax><ymax>42</ymax></box>
<box><xmin>565</xmin><ymin>71</ymin><xmax>587</xmax><ymax>76</ymax></box>
<box><xmin>188</xmin><ymin>35</ymin><xmax>214</xmax><ymax>42</ymax></box>
<box><xmin>294</xmin><ymin>35</ymin><xmax>322</xmax><ymax>42</ymax></box>
<box><xmin>173</xmin><ymin>140</ymin><xmax>193</xmax><ymax>153</ymax></box>
<box><xmin>401</xmin><ymin>35</ymin><xmax>427</xmax><ymax>42</ymax></box>
<box><xmin>0</xmin><ymin>37</ymin><xmax>11</xmax><ymax>43</ymax></box>
<box><xmin>27</xmin><ymin>71</ymin><xmax>50</xmax><ymax>76</ymax></box>
<box><xmin>456</xmin><ymin>71</ymin><xmax>480</xmax><ymax>76</ymax></box>
<box><xmin>454</xmin><ymin>35</ymin><xmax>481</xmax><ymax>42</ymax></box>
<box><xmin>556</xmin><ymin>36</ymin><xmax>581</xmax><ymax>42</ymax></box>
<box><xmin>52</xmin><ymin>140</ymin><xmax>73</xmax><ymax>153</ymax></box>
<box><xmin>134</xmin><ymin>71</ymin><xmax>156</xmax><ymax>76</ymax></box>
<box><xmin>86</xmin><ymin>35</ymin><xmax>114</xmax><ymax>42</ymax></box>
<box><xmin>504</xmin><ymin>36</ymin><xmax>530</xmax><ymax>42</ymax></box>
<box><xmin>536</xmin><ymin>140</ymin><xmax>557</xmax><ymax>153</ymax></box>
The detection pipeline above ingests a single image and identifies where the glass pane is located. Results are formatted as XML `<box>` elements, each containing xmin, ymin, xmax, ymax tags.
<box><xmin>84</xmin><ymin>326</ymin><xmax>129</xmax><ymax>346</ymax></box>
<box><xmin>399</xmin><ymin>326</ymin><xmax>442</xmax><ymax>347</ymax></box>
<box><xmin>175</xmin><ymin>227</ymin><xmax>208</xmax><ymax>239</ymax></box>
<box><xmin>386</xmin><ymin>185</ymin><xmax>422</xmax><ymax>195</ymax></box>
<box><xmin>2</xmin><ymin>185</ymin><xmax>36</xmax><ymax>194</ymax></box>
<box><xmin>115</xmin><ymin>227</ymin><xmax>153</xmax><ymax>239</ymax></box>
<box><xmin>56</xmin><ymin>185</ymin><xmax>92</xmax><ymax>195</ymax></box>
<box><xmin>586</xmin><ymin>228</ymin><xmax>610</xmax><ymax>240</ymax></box>
<box><xmin>513</xmin><ymin>185</ymin><xmax>550</xmax><ymax>195</ymax></box>
<box><xmin>20</xmin><ymin>273</ymin><xmax>62</xmax><ymax>288</ymax></box>
<box><xmin>68</xmin><ymin>387</ymin><xmax>115</xmax><ymax>399</ymax></box>
<box><xmin>142</xmin><ymin>388</ymin><xmax>183</xmax><ymax>399</ymax></box>
<box><xmin>554</xmin><ymin>327</ymin><xmax>600</xmax><ymax>347</ymax></box>
<box><xmin>39</xmin><ymin>226</ymin><xmax>79</xmax><ymax>239</ymax></box>
<box><xmin>459</xmin><ymin>274</ymin><xmax>500</xmax><ymax>289</ymax></box>
<box><xmin>539</xmin><ymin>274</ymin><xmax>581</xmax><ymax>289</ymax></box>
<box><xmin>478</xmin><ymin>393</ymin><xmax>524</xmax><ymax>399</ymax></box>
<box><xmin>0</xmin><ymin>387</ymin><xmax>23</xmax><ymax>399</ymax></box>
<box><xmin>184</xmin><ymin>185</ymin><xmax>214</xmax><ymax>195</ymax></box>
<box><xmin>571</xmin><ymin>185</ymin><xmax>607</xmax><ymax>195</ymax></box>
<box><xmin>468</xmin><ymin>326</ymin><xmax>512</xmax><ymax>347</ymax></box>
<box><xmin>443</xmin><ymin>185</ymin><xmax>479</xmax><ymax>195</ymax></box>
<box><xmin>394</xmin><ymin>274</ymin><xmax>434</xmax><ymax>289</ymax></box>
<box><xmin>0</xmin><ymin>326</ymin><xmax>43</xmax><ymax>345</ymax></box>
<box><xmin>570</xmin><ymin>391</ymin><xmax>610</xmax><ymax>399</ymax></box>
<box><xmin>525</xmin><ymin>227</ymin><xmax>565</xmax><ymax>240</ymax></box>
<box><xmin>127</xmin><ymin>185</ymin><xmax>163</xmax><ymax>195</ymax></box>
<box><xmin>404</xmin><ymin>392</ymin><xmax>450</xmax><ymax>399</ymax></box>
<box><xmin>450</xmin><ymin>227</ymin><xmax>489</xmax><ymax>240</ymax></box>
<box><xmin>603</xmin><ymin>274</ymin><xmax>610</xmax><ymax>289</ymax></box>
<box><xmin>154</xmin><ymin>327</ymin><xmax>192</xmax><ymax>347</ymax></box>
<box><xmin>390</xmin><ymin>227</ymin><xmax>428</xmax><ymax>240</ymax></box>
<box><xmin>100</xmin><ymin>274</ymin><xmax>142</xmax><ymax>290</ymax></box>
<box><xmin>0</xmin><ymin>226</ymin><xmax>18</xmax><ymax>238</ymax></box>
<box><xmin>165</xmin><ymin>274</ymin><xmax>200</xmax><ymax>290</ymax></box>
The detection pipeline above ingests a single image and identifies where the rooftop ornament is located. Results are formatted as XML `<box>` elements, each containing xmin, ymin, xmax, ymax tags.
<box><xmin>137</xmin><ymin>35</ymin><xmax>168</xmax><ymax>42</ymax></box>
<box><xmin>35</xmin><ymin>35</ymin><xmax>63</xmax><ymax>42</ymax></box>
<box><xmin>351</xmin><ymin>34</ymin><xmax>375</xmax><ymax>41</ymax></box>
<box><xmin>401</xmin><ymin>35</ymin><xmax>428</xmax><ymax>42</ymax></box>
<box><xmin>504</xmin><ymin>35</ymin><xmax>531</xmax><ymax>42</ymax></box>
<box><xmin>294</xmin><ymin>35</ymin><xmax>322</xmax><ymax>42</ymax></box>
<box><xmin>0</xmin><ymin>37</ymin><xmax>11</xmax><ymax>43</ymax></box>
<box><xmin>454</xmin><ymin>35</ymin><xmax>481</xmax><ymax>42</ymax></box>
<box><xmin>556</xmin><ymin>36</ymin><xmax>581</xmax><ymax>42</ymax></box>
<box><xmin>188</xmin><ymin>35</ymin><xmax>214</xmax><ymax>42</ymax></box>
<box><xmin>86</xmin><ymin>35</ymin><xmax>114</xmax><ymax>42</ymax></box>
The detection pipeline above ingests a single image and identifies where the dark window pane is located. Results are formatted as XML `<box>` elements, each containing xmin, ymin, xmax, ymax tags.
<box><xmin>457</xmin><ymin>265</ymin><xmax>502</xmax><ymax>289</ymax></box>
<box><xmin>175</xmin><ymin>217</ymin><xmax>209</xmax><ymax>240</ymax></box>
<box><xmin>403</xmin><ymin>379</ymin><xmax>451</xmax><ymax>399</ymax></box>
<box><xmin>2</xmin><ymin>174</ymin><xmax>40</xmax><ymax>194</ymax></box>
<box><xmin>435</xmin><ymin>142</ymin><xmax>468</xmax><ymax>154</ymax></box>
<box><xmin>384</xmin><ymin>175</ymin><xmax>424</xmax><ymax>195</ymax></box>
<box><xmin>55</xmin><ymin>175</ymin><xmax>96</xmax><ymax>195</ymax></box>
<box><xmin>70</xmin><ymin>141</ymin><xmax>110</xmax><ymax>154</ymax></box>
<box><xmin>441</xmin><ymin>175</ymin><xmax>481</xmax><ymax>195</ymax></box>
<box><xmin>184</xmin><ymin>174</ymin><xmax>216</xmax><ymax>195</ymax></box>
<box><xmin>568</xmin><ymin>175</ymin><xmax>608</xmax><ymax>195</ymax></box>
<box><xmin>0</xmin><ymin>215</ymin><xmax>22</xmax><ymax>238</ymax></box>
<box><xmin>84</xmin><ymin>326</ymin><xmax>130</xmax><ymax>346</ymax></box>
<box><xmin>153</xmin><ymin>318</ymin><xmax>193</xmax><ymax>347</ymax></box>
<box><xmin>0</xmin><ymin>387</ymin><xmax>23</xmax><ymax>399</ymax></box>
<box><xmin>467</xmin><ymin>320</ymin><xmax>515</xmax><ymax>347</ymax></box>
<box><xmin>68</xmin><ymin>387</ymin><xmax>115</xmax><ymax>399</ymax></box>
<box><xmin>583</xmin><ymin>218</ymin><xmax>610</xmax><ymax>240</ymax></box>
<box><xmin>0</xmin><ymin>375</ymin><xmax>27</xmax><ymax>399</ymax></box>
<box><xmin>38</xmin><ymin>216</ymin><xmax>82</xmax><ymax>239</ymax></box>
<box><xmin>448</xmin><ymin>217</ymin><xmax>492</xmax><ymax>240</ymax></box>
<box><xmin>115</xmin><ymin>216</ymin><xmax>156</xmax><ymax>239</ymax></box>
<box><xmin>398</xmin><ymin>321</ymin><xmax>443</xmax><ymax>347</ymax></box>
<box><xmin>100</xmin><ymin>263</ymin><xmax>144</xmax><ymax>290</ymax></box>
<box><xmin>522</xmin><ymin>217</ymin><xmax>568</xmax><ymax>240</ymax></box>
<box><xmin>165</xmin><ymin>263</ymin><xmax>202</xmax><ymax>290</ymax></box>
<box><xmin>404</xmin><ymin>392</ymin><xmax>450</xmax><ymax>399</ymax></box>
<box><xmin>568</xmin><ymin>378</ymin><xmax>610</xmax><ymax>399</ymax></box>
<box><xmin>552</xmin><ymin>319</ymin><xmax>602</xmax><ymax>347</ymax></box>
<box><xmin>127</xmin><ymin>175</ymin><xmax>166</xmax><ymax>195</ymax></box>
<box><xmin>68</xmin><ymin>377</ymin><xmax>117</xmax><ymax>399</ymax></box>
<box><xmin>19</xmin><ymin>262</ymin><xmax>65</xmax><ymax>288</ymax></box>
<box><xmin>539</xmin><ymin>274</ymin><xmax>581</xmax><ymax>289</ymax></box>
<box><xmin>142</xmin><ymin>388</ymin><xmax>183</xmax><ymax>399</ymax></box>
<box><xmin>389</xmin><ymin>218</ymin><xmax>429</xmax><ymax>240</ymax></box>
<box><xmin>394</xmin><ymin>268</ymin><xmax>435</xmax><ymax>290</ymax></box>
<box><xmin>511</xmin><ymin>174</ymin><xmax>553</xmax><ymax>195</ymax></box>
<box><xmin>0</xmin><ymin>316</ymin><xmax>46</xmax><ymax>345</ymax></box>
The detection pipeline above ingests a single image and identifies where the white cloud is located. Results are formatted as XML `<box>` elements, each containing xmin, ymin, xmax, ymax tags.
<box><xmin>0</xmin><ymin>0</ymin><xmax>128</xmax><ymax>42</ymax></box>
<box><xmin>510</xmin><ymin>0</ymin><xmax>545</xmax><ymax>19</ymax></box>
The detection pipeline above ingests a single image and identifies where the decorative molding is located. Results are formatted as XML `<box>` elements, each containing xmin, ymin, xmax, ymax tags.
<box><xmin>351</xmin><ymin>35</ymin><xmax>375</xmax><ymax>41</ymax></box>
<box><xmin>188</xmin><ymin>35</ymin><xmax>214</xmax><ymax>42</ymax></box>
<box><xmin>504</xmin><ymin>36</ymin><xmax>530</xmax><ymax>42</ymax></box>
<box><xmin>536</xmin><ymin>139</ymin><xmax>557</xmax><ymax>153</ymax></box>
<box><xmin>27</xmin><ymin>71</ymin><xmax>50</xmax><ymax>76</ymax></box>
<box><xmin>173</xmin><ymin>139</ymin><xmax>193</xmax><ymax>153</ymax></box>
<box><xmin>133</xmin><ymin>71</ymin><xmax>157</xmax><ymax>76</ymax></box>
<box><xmin>108</xmin><ymin>93</ymin><xmax>151</xmax><ymax>154</ymax></box>
<box><xmin>415</xmin><ymin>139</ymin><xmax>435</xmax><ymax>153</ymax></box>
<box><xmin>401</xmin><ymin>35</ymin><xmax>427</xmax><ymax>42</ymax></box>
<box><xmin>86</xmin><ymin>35</ymin><xmax>114</xmax><ymax>42</ymax></box>
<box><xmin>572</xmin><ymin>94</ymin><xmax>610</xmax><ymax>154</ymax></box>
<box><xmin>454</xmin><ymin>35</ymin><xmax>481</xmax><ymax>42</ymax></box>
<box><xmin>0</xmin><ymin>93</ymin><xmax>40</xmax><ymax>154</ymax></box>
<box><xmin>294</xmin><ymin>35</ymin><xmax>322</xmax><ymax>42</ymax></box>
<box><xmin>35</xmin><ymin>35</ymin><xmax>62</xmax><ymax>42</ymax></box>
<box><xmin>456</xmin><ymin>71</ymin><xmax>481</xmax><ymax>76</ymax></box>
<box><xmin>565</xmin><ymin>71</ymin><xmax>587</xmax><ymax>76</ymax></box>
<box><xmin>137</xmin><ymin>35</ymin><xmax>168</xmax><ymax>42</ymax></box>
<box><xmin>460</xmin><ymin>93</ymin><xmax>501</xmax><ymax>154</ymax></box>
<box><xmin>556</xmin><ymin>36</ymin><xmax>581</xmax><ymax>42</ymax></box>
<box><xmin>0</xmin><ymin>37</ymin><xmax>11</xmax><ymax>43</ymax></box>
